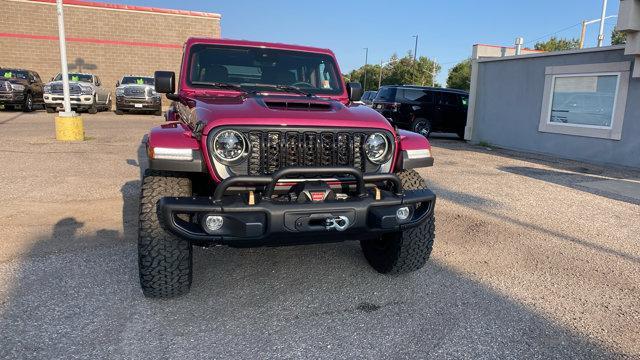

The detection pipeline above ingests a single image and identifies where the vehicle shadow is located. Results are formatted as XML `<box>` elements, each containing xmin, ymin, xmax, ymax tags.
<box><xmin>499</xmin><ymin>166</ymin><xmax>640</xmax><ymax>205</ymax></box>
<box><xmin>0</xmin><ymin>112</ymin><xmax>24</xmax><ymax>125</ymax></box>
<box><xmin>0</xmin><ymin>217</ymin><xmax>624</xmax><ymax>358</ymax></box>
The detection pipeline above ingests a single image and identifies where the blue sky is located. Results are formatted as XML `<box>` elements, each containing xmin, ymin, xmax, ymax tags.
<box><xmin>103</xmin><ymin>0</ymin><xmax>621</xmax><ymax>85</ymax></box>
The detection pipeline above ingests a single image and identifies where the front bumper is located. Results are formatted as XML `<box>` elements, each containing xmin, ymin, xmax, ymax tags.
<box><xmin>44</xmin><ymin>94</ymin><xmax>94</xmax><ymax>107</ymax></box>
<box><xmin>158</xmin><ymin>167</ymin><xmax>436</xmax><ymax>246</ymax></box>
<box><xmin>0</xmin><ymin>91</ymin><xmax>24</xmax><ymax>105</ymax></box>
<box><xmin>116</xmin><ymin>96</ymin><xmax>160</xmax><ymax>110</ymax></box>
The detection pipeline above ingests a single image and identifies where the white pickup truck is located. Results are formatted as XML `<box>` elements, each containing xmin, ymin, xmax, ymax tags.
<box><xmin>44</xmin><ymin>72</ymin><xmax>111</xmax><ymax>114</ymax></box>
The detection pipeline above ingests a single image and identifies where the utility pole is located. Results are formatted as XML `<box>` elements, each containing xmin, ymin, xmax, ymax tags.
<box><xmin>363</xmin><ymin>47</ymin><xmax>368</xmax><ymax>90</ymax></box>
<box><xmin>597</xmin><ymin>0</ymin><xmax>608</xmax><ymax>47</ymax></box>
<box><xmin>580</xmin><ymin>20</ymin><xmax>588</xmax><ymax>49</ymax></box>
<box><xmin>579</xmin><ymin>15</ymin><xmax>617</xmax><ymax>49</ymax></box>
<box><xmin>412</xmin><ymin>35</ymin><xmax>418</xmax><ymax>61</ymax></box>
<box><xmin>378</xmin><ymin>59</ymin><xmax>383</xmax><ymax>89</ymax></box>
<box><xmin>432</xmin><ymin>60</ymin><xmax>436</xmax><ymax>87</ymax></box>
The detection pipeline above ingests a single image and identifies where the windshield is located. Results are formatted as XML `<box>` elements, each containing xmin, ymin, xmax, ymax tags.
<box><xmin>54</xmin><ymin>73</ymin><xmax>93</xmax><ymax>83</ymax></box>
<box><xmin>121</xmin><ymin>76</ymin><xmax>154</xmax><ymax>85</ymax></box>
<box><xmin>187</xmin><ymin>44</ymin><xmax>342</xmax><ymax>95</ymax></box>
<box><xmin>1</xmin><ymin>69</ymin><xmax>28</xmax><ymax>80</ymax></box>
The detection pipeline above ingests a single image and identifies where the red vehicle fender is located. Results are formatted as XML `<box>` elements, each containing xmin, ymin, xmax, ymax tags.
<box><xmin>395</xmin><ymin>129</ymin><xmax>434</xmax><ymax>171</ymax></box>
<box><xmin>145</xmin><ymin>122</ymin><xmax>204</xmax><ymax>173</ymax></box>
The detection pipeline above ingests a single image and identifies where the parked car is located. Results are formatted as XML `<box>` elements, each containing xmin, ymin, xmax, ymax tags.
<box><xmin>115</xmin><ymin>75</ymin><xmax>162</xmax><ymax>115</ymax></box>
<box><xmin>373</xmin><ymin>85</ymin><xmax>469</xmax><ymax>138</ymax></box>
<box><xmin>139</xmin><ymin>37</ymin><xmax>437</xmax><ymax>298</ymax></box>
<box><xmin>43</xmin><ymin>72</ymin><xmax>111</xmax><ymax>114</ymax></box>
<box><xmin>0</xmin><ymin>68</ymin><xmax>44</xmax><ymax>112</ymax></box>
<box><xmin>361</xmin><ymin>90</ymin><xmax>377</xmax><ymax>106</ymax></box>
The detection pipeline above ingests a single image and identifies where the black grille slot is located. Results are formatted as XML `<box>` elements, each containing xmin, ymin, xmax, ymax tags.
<box><xmin>264</xmin><ymin>100</ymin><xmax>332</xmax><ymax>111</ymax></box>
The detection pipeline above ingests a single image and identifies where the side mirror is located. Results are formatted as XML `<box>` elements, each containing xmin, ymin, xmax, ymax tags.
<box><xmin>155</xmin><ymin>71</ymin><xmax>175</xmax><ymax>94</ymax></box>
<box><xmin>115</xmin><ymin>81</ymin><xmax>120</xmax><ymax>87</ymax></box>
<box><xmin>346</xmin><ymin>82</ymin><xmax>363</xmax><ymax>102</ymax></box>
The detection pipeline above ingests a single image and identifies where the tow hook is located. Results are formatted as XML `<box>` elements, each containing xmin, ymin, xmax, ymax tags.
<box><xmin>325</xmin><ymin>216</ymin><xmax>350</xmax><ymax>231</ymax></box>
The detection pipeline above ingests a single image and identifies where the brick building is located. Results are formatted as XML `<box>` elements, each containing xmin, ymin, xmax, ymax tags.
<box><xmin>1</xmin><ymin>0</ymin><xmax>221</xmax><ymax>103</ymax></box>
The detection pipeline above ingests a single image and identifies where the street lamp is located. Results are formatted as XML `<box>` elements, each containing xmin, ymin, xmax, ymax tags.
<box><xmin>378</xmin><ymin>58</ymin><xmax>398</xmax><ymax>89</ymax></box>
<box><xmin>579</xmin><ymin>15</ymin><xmax>617</xmax><ymax>48</ymax></box>
<box><xmin>363</xmin><ymin>48</ymin><xmax>368</xmax><ymax>91</ymax></box>
<box><xmin>412</xmin><ymin>35</ymin><xmax>418</xmax><ymax>61</ymax></box>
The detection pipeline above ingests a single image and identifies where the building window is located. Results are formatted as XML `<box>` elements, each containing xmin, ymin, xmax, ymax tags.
<box><xmin>539</xmin><ymin>62</ymin><xmax>630</xmax><ymax>140</ymax></box>
<box><xmin>549</xmin><ymin>74</ymin><xmax>618</xmax><ymax>128</ymax></box>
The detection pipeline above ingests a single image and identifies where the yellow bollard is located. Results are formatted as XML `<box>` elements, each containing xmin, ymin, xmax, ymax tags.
<box><xmin>55</xmin><ymin>115</ymin><xmax>84</xmax><ymax>141</ymax></box>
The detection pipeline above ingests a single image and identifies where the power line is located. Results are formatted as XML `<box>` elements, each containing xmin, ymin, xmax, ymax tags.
<box><xmin>524</xmin><ymin>22</ymin><xmax>583</xmax><ymax>45</ymax></box>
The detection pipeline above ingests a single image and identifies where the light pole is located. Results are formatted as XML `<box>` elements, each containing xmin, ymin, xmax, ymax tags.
<box><xmin>54</xmin><ymin>0</ymin><xmax>83</xmax><ymax>141</ymax></box>
<box><xmin>56</xmin><ymin>0</ymin><xmax>73</xmax><ymax>116</ymax></box>
<box><xmin>579</xmin><ymin>15</ymin><xmax>617</xmax><ymax>48</ymax></box>
<box><xmin>597</xmin><ymin>0</ymin><xmax>608</xmax><ymax>47</ymax></box>
<box><xmin>378</xmin><ymin>58</ymin><xmax>398</xmax><ymax>89</ymax></box>
<box><xmin>363</xmin><ymin>48</ymin><xmax>368</xmax><ymax>91</ymax></box>
<box><xmin>412</xmin><ymin>35</ymin><xmax>418</xmax><ymax>61</ymax></box>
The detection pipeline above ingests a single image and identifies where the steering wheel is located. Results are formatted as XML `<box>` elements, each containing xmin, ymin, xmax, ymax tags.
<box><xmin>292</xmin><ymin>81</ymin><xmax>313</xmax><ymax>88</ymax></box>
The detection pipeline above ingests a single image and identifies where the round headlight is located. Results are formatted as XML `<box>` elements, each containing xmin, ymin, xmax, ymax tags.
<box><xmin>364</xmin><ymin>133</ymin><xmax>390</xmax><ymax>164</ymax></box>
<box><xmin>212</xmin><ymin>130</ymin><xmax>248</xmax><ymax>164</ymax></box>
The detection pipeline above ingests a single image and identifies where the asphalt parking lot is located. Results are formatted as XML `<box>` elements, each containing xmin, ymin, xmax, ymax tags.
<box><xmin>0</xmin><ymin>110</ymin><xmax>638</xmax><ymax>359</ymax></box>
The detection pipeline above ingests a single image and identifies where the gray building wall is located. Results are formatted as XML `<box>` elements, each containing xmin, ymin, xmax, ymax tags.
<box><xmin>471</xmin><ymin>47</ymin><xmax>640</xmax><ymax>168</ymax></box>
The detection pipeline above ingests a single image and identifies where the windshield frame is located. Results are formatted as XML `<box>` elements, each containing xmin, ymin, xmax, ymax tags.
<box><xmin>1</xmin><ymin>69</ymin><xmax>29</xmax><ymax>80</ymax></box>
<box><xmin>184</xmin><ymin>44</ymin><xmax>345</xmax><ymax>96</ymax></box>
<box><xmin>120</xmin><ymin>76</ymin><xmax>155</xmax><ymax>85</ymax></box>
<box><xmin>54</xmin><ymin>73</ymin><xmax>94</xmax><ymax>83</ymax></box>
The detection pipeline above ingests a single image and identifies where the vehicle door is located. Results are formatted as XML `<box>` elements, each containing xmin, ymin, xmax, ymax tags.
<box><xmin>434</xmin><ymin>92</ymin><xmax>461</xmax><ymax>132</ymax></box>
<box><xmin>401</xmin><ymin>89</ymin><xmax>435</xmax><ymax>125</ymax></box>
<box><xmin>29</xmin><ymin>72</ymin><xmax>44</xmax><ymax>103</ymax></box>
<box><xmin>94</xmin><ymin>76</ymin><xmax>107</xmax><ymax>103</ymax></box>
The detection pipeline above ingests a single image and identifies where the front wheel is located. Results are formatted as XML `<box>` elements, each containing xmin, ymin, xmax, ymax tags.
<box><xmin>411</xmin><ymin>118</ymin><xmax>432</xmax><ymax>138</ymax></box>
<box><xmin>22</xmin><ymin>93</ymin><xmax>33</xmax><ymax>112</ymax></box>
<box><xmin>138</xmin><ymin>170</ymin><xmax>193</xmax><ymax>298</ymax></box>
<box><xmin>360</xmin><ymin>169</ymin><xmax>435</xmax><ymax>274</ymax></box>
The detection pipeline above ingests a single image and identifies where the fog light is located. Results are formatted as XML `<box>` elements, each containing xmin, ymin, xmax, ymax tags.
<box><xmin>204</xmin><ymin>215</ymin><xmax>224</xmax><ymax>231</ymax></box>
<box><xmin>396</xmin><ymin>207</ymin><xmax>410</xmax><ymax>221</ymax></box>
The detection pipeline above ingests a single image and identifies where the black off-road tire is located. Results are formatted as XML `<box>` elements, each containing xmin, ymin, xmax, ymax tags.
<box><xmin>22</xmin><ymin>93</ymin><xmax>34</xmax><ymax>112</ymax></box>
<box><xmin>361</xmin><ymin>169</ymin><xmax>435</xmax><ymax>274</ymax></box>
<box><xmin>88</xmin><ymin>98</ymin><xmax>98</xmax><ymax>114</ymax></box>
<box><xmin>138</xmin><ymin>170</ymin><xmax>193</xmax><ymax>298</ymax></box>
<box><xmin>115</xmin><ymin>108</ymin><xmax>124</xmax><ymax>115</ymax></box>
<box><xmin>411</xmin><ymin>117</ymin><xmax>432</xmax><ymax>138</ymax></box>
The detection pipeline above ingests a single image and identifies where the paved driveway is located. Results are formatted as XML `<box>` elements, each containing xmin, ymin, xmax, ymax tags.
<box><xmin>0</xmin><ymin>111</ymin><xmax>638</xmax><ymax>359</ymax></box>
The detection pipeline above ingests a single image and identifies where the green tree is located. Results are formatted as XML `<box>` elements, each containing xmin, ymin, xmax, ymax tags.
<box><xmin>534</xmin><ymin>36</ymin><xmax>580</xmax><ymax>52</ymax></box>
<box><xmin>383</xmin><ymin>52</ymin><xmax>440</xmax><ymax>87</ymax></box>
<box><xmin>611</xmin><ymin>28</ymin><xmax>626</xmax><ymax>45</ymax></box>
<box><xmin>446</xmin><ymin>59</ymin><xmax>471</xmax><ymax>91</ymax></box>
<box><xmin>347</xmin><ymin>52</ymin><xmax>440</xmax><ymax>90</ymax></box>
<box><xmin>347</xmin><ymin>63</ymin><xmax>381</xmax><ymax>91</ymax></box>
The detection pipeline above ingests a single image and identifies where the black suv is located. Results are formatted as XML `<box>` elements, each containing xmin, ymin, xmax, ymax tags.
<box><xmin>0</xmin><ymin>68</ymin><xmax>44</xmax><ymax>112</ymax></box>
<box><xmin>373</xmin><ymin>85</ymin><xmax>469</xmax><ymax>138</ymax></box>
<box><xmin>361</xmin><ymin>90</ymin><xmax>377</xmax><ymax>106</ymax></box>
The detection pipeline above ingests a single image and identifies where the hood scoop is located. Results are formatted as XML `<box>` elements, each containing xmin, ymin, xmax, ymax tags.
<box><xmin>264</xmin><ymin>99</ymin><xmax>333</xmax><ymax>111</ymax></box>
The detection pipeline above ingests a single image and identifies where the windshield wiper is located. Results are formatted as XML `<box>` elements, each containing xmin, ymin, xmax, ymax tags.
<box><xmin>191</xmin><ymin>81</ymin><xmax>250</xmax><ymax>94</ymax></box>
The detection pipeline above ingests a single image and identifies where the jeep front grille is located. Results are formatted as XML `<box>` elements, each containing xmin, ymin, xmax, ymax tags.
<box><xmin>213</xmin><ymin>127</ymin><xmax>391</xmax><ymax>176</ymax></box>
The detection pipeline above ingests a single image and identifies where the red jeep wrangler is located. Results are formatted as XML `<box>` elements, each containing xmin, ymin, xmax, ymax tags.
<box><xmin>140</xmin><ymin>38</ymin><xmax>436</xmax><ymax>298</ymax></box>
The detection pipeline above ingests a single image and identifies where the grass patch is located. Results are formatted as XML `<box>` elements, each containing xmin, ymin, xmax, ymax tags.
<box><xmin>478</xmin><ymin>140</ymin><xmax>491</xmax><ymax>147</ymax></box>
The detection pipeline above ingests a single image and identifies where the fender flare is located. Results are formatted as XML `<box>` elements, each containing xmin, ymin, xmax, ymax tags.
<box><xmin>395</xmin><ymin>129</ymin><xmax>434</xmax><ymax>171</ymax></box>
